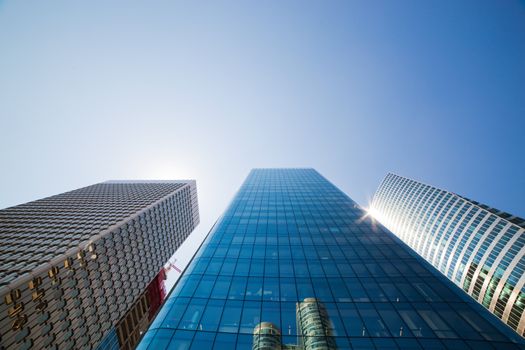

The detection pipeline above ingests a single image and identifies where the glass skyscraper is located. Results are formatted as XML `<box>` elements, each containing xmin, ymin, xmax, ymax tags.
<box><xmin>371</xmin><ymin>173</ymin><xmax>525</xmax><ymax>336</ymax></box>
<box><xmin>0</xmin><ymin>181</ymin><xmax>199</xmax><ymax>350</ymax></box>
<box><xmin>139</xmin><ymin>169</ymin><xmax>525</xmax><ymax>349</ymax></box>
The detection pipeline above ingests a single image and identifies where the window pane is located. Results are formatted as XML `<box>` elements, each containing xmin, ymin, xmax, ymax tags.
<box><xmin>263</xmin><ymin>277</ymin><xmax>280</xmax><ymax>301</ymax></box>
<box><xmin>296</xmin><ymin>279</ymin><xmax>315</xmax><ymax>300</ymax></box>
<box><xmin>150</xmin><ymin>297</ymin><xmax>176</xmax><ymax>328</ymax></box>
<box><xmin>436</xmin><ymin>306</ymin><xmax>481</xmax><ymax>340</ymax></box>
<box><xmin>361</xmin><ymin>280</ymin><xmax>388</xmax><ymax>302</ymax></box>
<box><xmin>179</xmin><ymin>299</ymin><xmax>206</xmax><ymax>330</ymax></box>
<box><xmin>245</xmin><ymin>277</ymin><xmax>263</xmax><ymax>300</ymax></box>
<box><xmin>280</xmin><ymin>278</ymin><xmax>298</xmax><ymax>302</ymax></box>
<box><xmin>147</xmin><ymin>329</ymin><xmax>175</xmax><ymax>349</ymax></box>
<box><xmin>250</xmin><ymin>259</ymin><xmax>264</xmax><ymax>276</ymax></box>
<box><xmin>200</xmin><ymin>299</ymin><xmax>224</xmax><ymax>332</ymax></box>
<box><xmin>193</xmin><ymin>275</ymin><xmax>216</xmax><ymax>298</ymax></box>
<box><xmin>189</xmin><ymin>332</ymin><xmax>215</xmax><ymax>349</ymax></box>
<box><xmin>413</xmin><ymin>282</ymin><xmax>441</xmax><ymax>302</ymax></box>
<box><xmin>416</xmin><ymin>305</ymin><xmax>457</xmax><ymax>338</ymax></box>
<box><xmin>168</xmin><ymin>330</ymin><xmax>193</xmax><ymax>350</ymax></box>
<box><xmin>324</xmin><ymin>302</ymin><xmax>346</xmax><ymax>337</ymax></box>
<box><xmin>228</xmin><ymin>276</ymin><xmax>247</xmax><ymax>300</ymax></box>
<box><xmin>219</xmin><ymin>300</ymin><xmax>243</xmax><ymax>332</ymax></box>
<box><xmin>312</xmin><ymin>278</ymin><xmax>334</xmax><ymax>302</ymax></box>
<box><xmin>179</xmin><ymin>276</ymin><xmax>201</xmax><ymax>298</ymax></box>
<box><xmin>236</xmin><ymin>334</ymin><xmax>253</xmax><ymax>350</ymax></box>
<box><xmin>294</xmin><ymin>261</ymin><xmax>309</xmax><ymax>277</ymax></box>
<box><xmin>213</xmin><ymin>333</ymin><xmax>237</xmax><ymax>349</ymax></box>
<box><xmin>356</xmin><ymin>303</ymin><xmax>390</xmax><ymax>337</ymax></box>
<box><xmin>375</xmin><ymin>303</ymin><xmax>412</xmax><ymax>338</ymax></box>
<box><xmin>396</xmin><ymin>303</ymin><xmax>434</xmax><ymax>338</ymax></box>
<box><xmin>281</xmin><ymin>302</ymin><xmax>298</xmax><ymax>336</ymax></box>
<box><xmin>344</xmin><ymin>278</ymin><xmax>369</xmax><ymax>302</ymax></box>
<box><xmin>279</xmin><ymin>259</ymin><xmax>294</xmax><ymax>277</ymax></box>
<box><xmin>206</xmin><ymin>258</ymin><xmax>224</xmax><ymax>274</ymax></box>
<box><xmin>308</xmin><ymin>261</ymin><xmax>325</xmax><ymax>277</ymax></box>
<box><xmin>235</xmin><ymin>259</ymin><xmax>250</xmax><ymax>275</ymax></box>
<box><xmin>161</xmin><ymin>297</ymin><xmax>189</xmax><ymax>329</ymax></box>
<box><xmin>212</xmin><ymin>276</ymin><xmax>232</xmax><ymax>299</ymax></box>
<box><xmin>328</xmin><ymin>278</ymin><xmax>352</xmax><ymax>302</ymax></box>
<box><xmin>240</xmin><ymin>301</ymin><xmax>261</xmax><ymax>333</ymax></box>
<box><xmin>456</xmin><ymin>304</ymin><xmax>507</xmax><ymax>342</ymax></box>
<box><xmin>261</xmin><ymin>301</ymin><xmax>281</xmax><ymax>330</ymax></box>
<box><xmin>220</xmin><ymin>260</ymin><xmax>236</xmax><ymax>275</ymax></box>
<box><xmin>379</xmin><ymin>281</ymin><xmax>404</xmax><ymax>302</ymax></box>
<box><xmin>338</xmin><ymin>303</ymin><xmax>364</xmax><ymax>337</ymax></box>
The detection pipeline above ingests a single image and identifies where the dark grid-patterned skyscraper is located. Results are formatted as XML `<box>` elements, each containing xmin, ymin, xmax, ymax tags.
<box><xmin>0</xmin><ymin>180</ymin><xmax>199</xmax><ymax>350</ymax></box>
<box><xmin>138</xmin><ymin>169</ymin><xmax>525</xmax><ymax>349</ymax></box>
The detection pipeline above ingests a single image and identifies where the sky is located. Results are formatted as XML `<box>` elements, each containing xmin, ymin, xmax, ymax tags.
<box><xmin>1</xmin><ymin>1</ymin><xmax>524</xmax><ymax>286</ymax></box>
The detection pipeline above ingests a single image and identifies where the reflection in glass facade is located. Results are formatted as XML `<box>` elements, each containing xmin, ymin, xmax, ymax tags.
<box><xmin>371</xmin><ymin>173</ymin><xmax>525</xmax><ymax>336</ymax></box>
<box><xmin>139</xmin><ymin>169</ymin><xmax>525</xmax><ymax>349</ymax></box>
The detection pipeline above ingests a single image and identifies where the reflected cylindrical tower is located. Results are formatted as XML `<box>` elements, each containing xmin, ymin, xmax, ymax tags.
<box><xmin>253</xmin><ymin>322</ymin><xmax>282</xmax><ymax>350</ymax></box>
<box><xmin>296</xmin><ymin>298</ymin><xmax>336</xmax><ymax>350</ymax></box>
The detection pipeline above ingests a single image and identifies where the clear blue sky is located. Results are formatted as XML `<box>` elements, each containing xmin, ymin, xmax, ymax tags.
<box><xmin>1</xmin><ymin>1</ymin><xmax>524</xmax><ymax>273</ymax></box>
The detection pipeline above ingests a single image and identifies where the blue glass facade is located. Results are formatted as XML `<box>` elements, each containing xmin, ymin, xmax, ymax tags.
<box><xmin>139</xmin><ymin>169</ymin><xmax>525</xmax><ymax>349</ymax></box>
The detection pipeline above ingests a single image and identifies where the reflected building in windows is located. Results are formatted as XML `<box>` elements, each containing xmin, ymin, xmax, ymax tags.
<box><xmin>371</xmin><ymin>173</ymin><xmax>525</xmax><ymax>336</ymax></box>
<box><xmin>139</xmin><ymin>169</ymin><xmax>525</xmax><ymax>349</ymax></box>
<box><xmin>0</xmin><ymin>180</ymin><xmax>199</xmax><ymax>350</ymax></box>
<box><xmin>296</xmin><ymin>298</ymin><xmax>336</xmax><ymax>350</ymax></box>
<box><xmin>253</xmin><ymin>298</ymin><xmax>335</xmax><ymax>350</ymax></box>
<box><xmin>253</xmin><ymin>322</ymin><xmax>283</xmax><ymax>350</ymax></box>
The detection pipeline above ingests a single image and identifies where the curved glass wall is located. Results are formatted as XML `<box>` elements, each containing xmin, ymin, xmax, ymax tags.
<box><xmin>139</xmin><ymin>169</ymin><xmax>524</xmax><ymax>349</ymax></box>
<box><xmin>371</xmin><ymin>173</ymin><xmax>525</xmax><ymax>337</ymax></box>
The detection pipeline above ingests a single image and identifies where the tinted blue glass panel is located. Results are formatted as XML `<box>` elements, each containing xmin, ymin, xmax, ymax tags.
<box><xmin>160</xmin><ymin>297</ymin><xmax>189</xmax><ymax>329</ymax></box>
<box><xmin>240</xmin><ymin>301</ymin><xmax>261</xmax><ymax>333</ymax></box>
<box><xmin>245</xmin><ymin>277</ymin><xmax>263</xmax><ymax>300</ymax></box>
<box><xmin>200</xmin><ymin>299</ymin><xmax>225</xmax><ymax>332</ymax></box>
<box><xmin>179</xmin><ymin>298</ymin><xmax>206</xmax><ymax>330</ymax></box>
<box><xmin>168</xmin><ymin>330</ymin><xmax>194</xmax><ymax>350</ymax></box>
<box><xmin>219</xmin><ymin>300</ymin><xmax>242</xmax><ymax>333</ymax></box>
<box><xmin>190</xmin><ymin>331</ymin><xmax>215</xmax><ymax>349</ymax></box>
<box><xmin>146</xmin><ymin>329</ymin><xmax>174</xmax><ymax>349</ymax></box>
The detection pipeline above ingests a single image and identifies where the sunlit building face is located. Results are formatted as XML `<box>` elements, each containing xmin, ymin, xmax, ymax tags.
<box><xmin>371</xmin><ymin>173</ymin><xmax>525</xmax><ymax>337</ymax></box>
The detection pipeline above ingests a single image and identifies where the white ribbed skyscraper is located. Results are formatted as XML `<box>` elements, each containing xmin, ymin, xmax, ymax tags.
<box><xmin>371</xmin><ymin>173</ymin><xmax>525</xmax><ymax>336</ymax></box>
